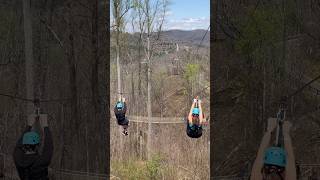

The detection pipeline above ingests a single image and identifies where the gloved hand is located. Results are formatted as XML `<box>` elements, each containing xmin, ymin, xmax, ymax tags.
<box><xmin>27</xmin><ymin>114</ymin><xmax>37</xmax><ymax>126</ymax></box>
<box><xmin>39</xmin><ymin>114</ymin><xmax>49</xmax><ymax>128</ymax></box>
<box><xmin>193</xmin><ymin>99</ymin><xmax>197</xmax><ymax>103</ymax></box>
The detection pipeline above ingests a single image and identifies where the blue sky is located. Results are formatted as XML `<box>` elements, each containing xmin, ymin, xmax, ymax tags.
<box><xmin>111</xmin><ymin>0</ymin><xmax>210</xmax><ymax>31</ymax></box>
<box><xmin>164</xmin><ymin>0</ymin><xmax>210</xmax><ymax>30</ymax></box>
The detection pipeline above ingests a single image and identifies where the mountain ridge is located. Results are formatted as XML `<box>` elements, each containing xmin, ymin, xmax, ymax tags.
<box><xmin>125</xmin><ymin>29</ymin><xmax>210</xmax><ymax>46</ymax></box>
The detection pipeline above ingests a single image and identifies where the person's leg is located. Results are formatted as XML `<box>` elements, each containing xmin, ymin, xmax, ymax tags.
<box><xmin>186</xmin><ymin>122</ymin><xmax>192</xmax><ymax>137</ymax></box>
<box><xmin>116</xmin><ymin>117</ymin><xmax>122</xmax><ymax>125</ymax></box>
<box><xmin>197</xmin><ymin>128</ymin><xmax>203</xmax><ymax>138</ymax></box>
<box><xmin>122</xmin><ymin>118</ymin><xmax>129</xmax><ymax>135</ymax></box>
<box><xmin>122</xmin><ymin>125</ymin><xmax>128</xmax><ymax>131</ymax></box>
<box><xmin>122</xmin><ymin>125</ymin><xmax>128</xmax><ymax>136</ymax></box>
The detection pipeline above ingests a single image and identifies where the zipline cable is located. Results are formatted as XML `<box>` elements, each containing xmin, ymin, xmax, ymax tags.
<box><xmin>268</xmin><ymin>74</ymin><xmax>320</xmax><ymax>109</ymax></box>
<box><xmin>195</xmin><ymin>25</ymin><xmax>210</xmax><ymax>56</ymax></box>
<box><xmin>286</xmin><ymin>74</ymin><xmax>320</xmax><ymax>100</ymax></box>
<box><xmin>0</xmin><ymin>92</ymin><xmax>107</xmax><ymax>103</ymax></box>
<box><xmin>273</xmin><ymin>74</ymin><xmax>320</xmax><ymax>146</ymax></box>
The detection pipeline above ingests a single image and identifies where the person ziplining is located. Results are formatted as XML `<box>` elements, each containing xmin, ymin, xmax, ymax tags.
<box><xmin>250</xmin><ymin>101</ymin><xmax>296</xmax><ymax>180</ymax></box>
<box><xmin>114</xmin><ymin>96</ymin><xmax>129</xmax><ymax>136</ymax></box>
<box><xmin>186</xmin><ymin>96</ymin><xmax>205</xmax><ymax>138</ymax></box>
<box><xmin>250</xmin><ymin>73</ymin><xmax>320</xmax><ymax>180</ymax></box>
<box><xmin>13</xmin><ymin>113</ymin><xmax>53</xmax><ymax>180</ymax></box>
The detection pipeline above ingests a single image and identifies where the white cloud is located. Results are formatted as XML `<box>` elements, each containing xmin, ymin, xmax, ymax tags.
<box><xmin>164</xmin><ymin>16</ymin><xmax>210</xmax><ymax>30</ymax></box>
<box><xmin>165</xmin><ymin>11</ymin><xmax>173</xmax><ymax>17</ymax></box>
<box><xmin>117</xmin><ymin>14</ymin><xmax>209</xmax><ymax>32</ymax></box>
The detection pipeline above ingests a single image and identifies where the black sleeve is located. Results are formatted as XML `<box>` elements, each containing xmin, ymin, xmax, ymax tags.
<box><xmin>39</xmin><ymin>127</ymin><xmax>53</xmax><ymax>166</ymax></box>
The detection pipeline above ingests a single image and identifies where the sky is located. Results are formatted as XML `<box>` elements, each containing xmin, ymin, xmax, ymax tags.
<box><xmin>163</xmin><ymin>0</ymin><xmax>210</xmax><ymax>30</ymax></box>
<box><xmin>110</xmin><ymin>0</ymin><xmax>210</xmax><ymax>32</ymax></box>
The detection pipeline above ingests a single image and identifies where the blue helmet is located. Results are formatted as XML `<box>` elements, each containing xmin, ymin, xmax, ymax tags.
<box><xmin>192</xmin><ymin>108</ymin><xmax>200</xmax><ymax>115</ymax></box>
<box><xmin>264</xmin><ymin>147</ymin><xmax>287</xmax><ymax>167</ymax></box>
<box><xmin>116</xmin><ymin>102</ymin><xmax>123</xmax><ymax>109</ymax></box>
<box><xmin>23</xmin><ymin>131</ymin><xmax>40</xmax><ymax>145</ymax></box>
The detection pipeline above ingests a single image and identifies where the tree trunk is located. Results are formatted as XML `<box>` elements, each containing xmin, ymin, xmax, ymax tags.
<box><xmin>23</xmin><ymin>0</ymin><xmax>34</xmax><ymax>116</ymax></box>
<box><xmin>59</xmin><ymin>103</ymin><xmax>65</xmax><ymax>171</ymax></box>
<box><xmin>131</xmin><ymin>70</ymin><xmax>135</xmax><ymax>114</ymax></box>
<box><xmin>138</xmin><ymin>47</ymin><xmax>142</xmax><ymax>96</ymax></box>
<box><xmin>92</xmin><ymin>0</ymin><xmax>100</xmax><ymax>113</ymax></box>
<box><xmin>67</xmin><ymin>3</ymin><xmax>79</xmax><ymax>171</ymax></box>
<box><xmin>147</xmin><ymin>36</ymin><xmax>152</xmax><ymax>160</ymax></box>
<box><xmin>262</xmin><ymin>45</ymin><xmax>266</xmax><ymax>124</ymax></box>
<box><xmin>116</xmin><ymin>32</ymin><xmax>121</xmax><ymax>95</ymax></box>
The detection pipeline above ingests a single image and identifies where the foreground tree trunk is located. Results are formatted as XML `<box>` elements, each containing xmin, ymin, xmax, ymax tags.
<box><xmin>23</xmin><ymin>0</ymin><xmax>34</xmax><ymax>116</ymax></box>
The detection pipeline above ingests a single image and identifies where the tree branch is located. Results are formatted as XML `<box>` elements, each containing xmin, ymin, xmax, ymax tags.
<box><xmin>40</xmin><ymin>19</ymin><xmax>64</xmax><ymax>48</ymax></box>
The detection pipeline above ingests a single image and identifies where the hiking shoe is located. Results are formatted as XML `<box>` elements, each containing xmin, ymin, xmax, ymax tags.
<box><xmin>122</xmin><ymin>130</ymin><xmax>128</xmax><ymax>136</ymax></box>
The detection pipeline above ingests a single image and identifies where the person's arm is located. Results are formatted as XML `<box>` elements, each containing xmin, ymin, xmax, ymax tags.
<box><xmin>250</xmin><ymin>118</ymin><xmax>277</xmax><ymax>180</ymax></box>
<box><xmin>283</xmin><ymin>121</ymin><xmax>297</xmax><ymax>180</ymax></box>
<box><xmin>123</xmin><ymin>98</ymin><xmax>127</xmax><ymax>114</ymax></box>
<box><xmin>114</xmin><ymin>104</ymin><xmax>118</xmax><ymax>115</ymax></box>
<box><xmin>188</xmin><ymin>100</ymin><xmax>196</xmax><ymax>124</ymax></box>
<box><xmin>198</xmin><ymin>100</ymin><xmax>204</xmax><ymax>124</ymax></box>
<box><xmin>39</xmin><ymin>115</ymin><xmax>53</xmax><ymax>166</ymax></box>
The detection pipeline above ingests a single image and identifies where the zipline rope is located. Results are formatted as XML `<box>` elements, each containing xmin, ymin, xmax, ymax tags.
<box><xmin>272</xmin><ymin>74</ymin><xmax>320</xmax><ymax>146</ymax></box>
<box><xmin>195</xmin><ymin>25</ymin><xmax>210</xmax><ymax>56</ymax></box>
<box><xmin>268</xmin><ymin>74</ymin><xmax>320</xmax><ymax>108</ymax></box>
<box><xmin>286</xmin><ymin>74</ymin><xmax>320</xmax><ymax>100</ymax></box>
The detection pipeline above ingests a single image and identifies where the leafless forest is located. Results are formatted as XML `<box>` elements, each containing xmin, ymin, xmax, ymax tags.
<box><xmin>110</xmin><ymin>0</ymin><xmax>210</xmax><ymax>179</ymax></box>
<box><xmin>0</xmin><ymin>0</ymin><xmax>108</xmax><ymax>179</ymax></box>
<box><xmin>212</xmin><ymin>0</ymin><xmax>320</xmax><ymax>179</ymax></box>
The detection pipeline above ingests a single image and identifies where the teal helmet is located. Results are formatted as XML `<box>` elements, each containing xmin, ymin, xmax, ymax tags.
<box><xmin>192</xmin><ymin>108</ymin><xmax>200</xmax><ymax>115</ymax></box>
<box><xmin>264</xmin><ymin>147</ymin><xmax>287</xmax><ymax>167</ymax></box>
<box><xmin>22</xmin><ymin>131</ymin><xmax>40</xmax><ymax>145</ymax></box>
<box><xmin>116</xmin><ymin>102</ymin><xmax>123</xmax><ymax>109</ymax></box>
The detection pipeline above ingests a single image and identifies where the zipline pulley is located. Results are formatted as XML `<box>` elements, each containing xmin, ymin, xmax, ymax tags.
<box><xmin>33</xmin><ymin>98</ymin><xmax>41</xmax><ymax>120</ymax></box>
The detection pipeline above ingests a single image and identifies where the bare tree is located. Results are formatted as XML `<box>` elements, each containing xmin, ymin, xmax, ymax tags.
<box><xmin>111</xmin><ymin>0</ymin><xmax>131</xmax><ymax>96</ymax></box>
<box><xmin>140</xmin><ymin>0</ymin><xmax>168</xmax><ymax>160</ymax></box>
<box><xmin>111</xmin><ymin>0</ymin><xmax>132</xmax><ymax>161</ymax></box>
